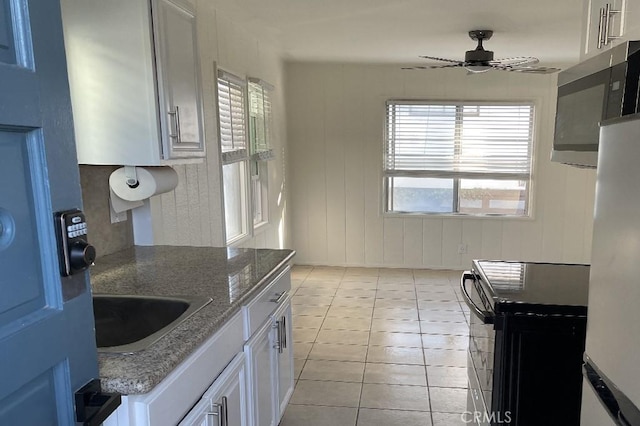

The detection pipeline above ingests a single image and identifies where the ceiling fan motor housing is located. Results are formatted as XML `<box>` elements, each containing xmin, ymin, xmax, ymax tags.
<box><xmin>465</xmin><ymin>49</ymin><xmax>494</xmax><ymax>63</ymax></box>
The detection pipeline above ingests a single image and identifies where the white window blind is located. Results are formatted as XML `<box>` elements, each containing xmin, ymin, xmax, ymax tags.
<box><xmin>384</xmin><ymin>101</ymin><xmax>535</xmax><ymax>216</ymax></box>
<box><xmin>385</xmin><ymin>102</ymin><xmax>533</xmax><ymax>179</ymax></box>
<box><xmin>217</xmin><ymin>70</ymin><xmax>247</xmax><ymax>165</ymax></box>
<box><xmin>248</xmin><ymin>78</ymin><xmax>274</xmax><ymax>160</ymax></box>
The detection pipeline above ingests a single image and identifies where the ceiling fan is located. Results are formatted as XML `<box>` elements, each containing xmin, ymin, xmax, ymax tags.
<box><xmin>403</xmin><ymin>30</ymin><xmax>560</xmax><ymax>74</ymax></box>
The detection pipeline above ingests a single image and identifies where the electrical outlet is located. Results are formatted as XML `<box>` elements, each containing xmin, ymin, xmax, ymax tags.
<box><xmin>457</xmin><ymin>243</ymin><xmax>467</xmax><ymax>255</ymax></box>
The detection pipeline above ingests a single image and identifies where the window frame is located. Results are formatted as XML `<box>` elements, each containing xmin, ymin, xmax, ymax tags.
<box><xmin>216</xmin><ymin>67</ymin><xmax>252</xmax><ymax>245</ymax></box>
<box><xmin>383</xmin><ymin>99</ymin><xmax>536</xmax><ymax>218</ymax></box>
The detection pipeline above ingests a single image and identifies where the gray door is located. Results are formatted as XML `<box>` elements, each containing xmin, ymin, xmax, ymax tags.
<box><xmin>0</xmin><ymin>0</ymin><xmax>99</xmax><ymax>424</ymax></box>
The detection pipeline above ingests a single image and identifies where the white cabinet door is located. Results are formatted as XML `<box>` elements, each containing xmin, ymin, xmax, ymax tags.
<box><xmin>581</xmin><ymin>0</ymin><xmax>626</xmax><ymax>60</ymax></box>
<box><xmin>180</xmin><ymin>352</ymin><xmax>248</xmax><ymax>426</ymax></box>
<box><xmin>152</xmin><ymin>0</ymin><xmax>205</xmax><ymax>159</ymax></box>
<box><xmin>244</xmin><ymin>321</ymin><xmax>277</xmax><ymax>426</ymax></box>
<box><xmin>272</xmin><ymin>299</ymin><xmax>294</xmax><ymax>423</ymax></box>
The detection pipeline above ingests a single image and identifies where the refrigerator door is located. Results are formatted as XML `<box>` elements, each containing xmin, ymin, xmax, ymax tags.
<box><xmin>582</xmin><ymin>115</ymin><xmax>640</xmax><ymax>423</ymax></box>
<box><xmin>581</xmin><ymin>382</ymin><xmax>617</xmax><ymax>426</ymax></box>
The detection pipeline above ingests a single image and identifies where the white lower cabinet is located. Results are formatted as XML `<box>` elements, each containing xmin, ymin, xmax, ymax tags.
<box><xmin>179</xmin><ymin>353</ymin><xmax>247</xmax><ymax>426</ymax></box>
<box><xmin>244</xmin><ymin>321</ymin><xmax>277</xmax><ymax>426</ymax></box>
<box><xmin>272</xmin><ymin>300</ymin><xmax>294</xmax><ymax>421</ymax></box>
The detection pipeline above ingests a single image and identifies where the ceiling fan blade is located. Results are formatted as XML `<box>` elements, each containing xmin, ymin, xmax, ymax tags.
<box><xmin>491</xmin><ymin>57</ymin><xmax>539</xmax><ymax>67</ymax></box>
<box><xmin>418</xmin><ymin>55</ymin><xmax>462</xmax><ymax>64</ymax></box>
<box><xmin>402</xmin><ymin>63</ymin><xmax>463</xmax><ymax>70</ymax></box>
<box><xmin>496</xmin><ymin>65</ymin><xmax>561</xmax><ymax>74</ymax></box>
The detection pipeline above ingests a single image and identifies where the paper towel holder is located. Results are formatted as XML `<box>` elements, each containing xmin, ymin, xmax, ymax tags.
<box><xmin>124</xmin><ymin>166</ymin><xmax>139</xmax><ymax>188</ymax></box>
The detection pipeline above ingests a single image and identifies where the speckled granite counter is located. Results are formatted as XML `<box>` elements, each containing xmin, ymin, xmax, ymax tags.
<box><xmin>89</xmin><ymin>246</ymin><xmax>295</xmax><ymax>395</ymax></box>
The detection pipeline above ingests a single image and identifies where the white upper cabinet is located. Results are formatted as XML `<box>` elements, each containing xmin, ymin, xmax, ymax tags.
<box><xmin>61</xmin><ymin>0</ymin><xmax>205</xmax><ymax>166</ymax></box>
<box><xmin>580</xmin><ymin>0</ymin><xmax>626</xmax><ymax>60</ymax></box>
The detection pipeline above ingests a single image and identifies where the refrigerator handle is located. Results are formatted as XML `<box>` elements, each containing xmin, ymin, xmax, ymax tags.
<box><xmin>460</xmin><ymin>272</ymin><xmax>494</xmax><ymax>325</ymax></box>
<box><xmin>583</xmin><ymin>354</ymin><xmax>640</xmax><ymax>426</ymax></box>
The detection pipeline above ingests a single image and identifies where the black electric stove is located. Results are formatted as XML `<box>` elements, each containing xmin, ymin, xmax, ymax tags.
<box><xmin>462</xmin><ymin>260</ymin><xmax>590</xmax><ymax>426</ymax></box>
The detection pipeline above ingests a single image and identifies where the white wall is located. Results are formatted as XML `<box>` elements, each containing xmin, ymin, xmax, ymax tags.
<box><xmin>286</xmin><ymin>63</ymin><xmax>596</xmax><ymax>269</ymax></box>
<box><xmin>149</xmin><ymin>2</ymin><xmax>290</xmax><ymax>250</ymax></box>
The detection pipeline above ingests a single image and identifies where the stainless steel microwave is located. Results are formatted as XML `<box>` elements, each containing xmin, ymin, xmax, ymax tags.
<box><xmin>552</xmin><ymin>41</ymin><xmax>640</xmax><ymax>168</ymax></box>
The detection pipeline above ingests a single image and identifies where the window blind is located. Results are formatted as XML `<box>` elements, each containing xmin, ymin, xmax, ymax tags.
<box><xmin>217</xmin><ymin>70</ymin><xmax>247</xmax><ymax>165</ymax></box>
<box><xmin>248</xmin><ymin>78</ymin><xmax>274</xmax><ymax>161</ymax></box>
<box><xmin>385</xmin><ymin>102</ymin><xmax>534</xmax><ymax>179</ymax></box>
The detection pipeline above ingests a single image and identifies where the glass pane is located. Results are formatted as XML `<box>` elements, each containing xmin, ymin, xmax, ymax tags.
<box><xmin>459</xmin><ymin>179</ymin><xmax>528</xmax><ymax>215</ymax></box>
<box><xmin>253</xmin><ymin>161</ymin><xmax>269</xmax><ymax>226</ymax></box>
<box><xmin>223</xmin><ymin>161</ymin><xmax>248</xmax><ymax>242</ymax></box>
<box><xmin>388</xmin><ymin>177</ymin><xmax>454</xmax><ymax>213</ymax></box>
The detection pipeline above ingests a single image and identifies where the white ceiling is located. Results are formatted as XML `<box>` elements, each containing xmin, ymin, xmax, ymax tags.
<box><xmin>213</xmin><ymin>0</ymin><xmax>585</xmax><ymax>69</ymax></box>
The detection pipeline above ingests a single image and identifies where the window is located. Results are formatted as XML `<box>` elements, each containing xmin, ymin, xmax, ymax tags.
<box><xmin>217</xmin><ymin>69</ymin><xmax>250</xmax><ymax>244</ymax></box>
<box><xmin>248</xmin><ymin>78</ymin><xmax>274</xmax><ymax>228</ymax></box>
<box><xmin>384</xmin><ymin>101</ymin><xmax>534</xmax><ymax>216</ymax></box>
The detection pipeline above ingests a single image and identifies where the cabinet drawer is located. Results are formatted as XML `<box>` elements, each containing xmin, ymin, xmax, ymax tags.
<box><xmin>243</xmin><ymin>266</ymin><xmax>291</xmax><ymax>339</ymax></box>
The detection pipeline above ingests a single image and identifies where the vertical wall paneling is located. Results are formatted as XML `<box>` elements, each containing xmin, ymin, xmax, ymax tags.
<box><xmin>287</xmin><ymin>64</ymin><xmax>596</xmax><ymax>268</ymax></box>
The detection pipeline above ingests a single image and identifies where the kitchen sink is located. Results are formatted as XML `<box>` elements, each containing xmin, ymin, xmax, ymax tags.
<box><xmin>93</xmin><ymin>294</ymin><xmax>212</xmax><ymax>354</ymax></box>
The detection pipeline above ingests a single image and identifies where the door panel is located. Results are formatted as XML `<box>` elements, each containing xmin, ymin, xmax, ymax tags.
<box><xmin>0</xmin><ymin>0</ymin><xmax>99</xmax><ymax>424</ymax></box>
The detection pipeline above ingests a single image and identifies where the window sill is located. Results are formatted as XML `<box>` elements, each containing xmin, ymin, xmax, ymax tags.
<box><xmin>382</xmin><ymin>211</ymin><xmax>534</xmax><ymax>221</ymax></box>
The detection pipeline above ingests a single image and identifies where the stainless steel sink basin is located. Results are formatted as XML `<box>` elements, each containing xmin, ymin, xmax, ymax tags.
<box><xmin>93</xmin><ymin>294</ymin><xmax>212</xmax><ymax>354</ymax></box>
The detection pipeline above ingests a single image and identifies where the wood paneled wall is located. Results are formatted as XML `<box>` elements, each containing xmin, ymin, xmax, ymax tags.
<box><xmin>286</xmin><ymin>63</ymin><xmax>596</xmax><ymax>269</ymax></box>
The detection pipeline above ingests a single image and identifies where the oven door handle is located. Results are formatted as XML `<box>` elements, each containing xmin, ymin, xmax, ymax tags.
<box><xmin>460</xmin><ymin>272</ymin><xmax>494</xmax><ymax>325</ymax></box>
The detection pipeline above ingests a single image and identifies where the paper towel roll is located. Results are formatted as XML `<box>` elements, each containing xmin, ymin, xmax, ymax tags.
<box><xmin>109</xmin><ymin>166</ymin><xmax>178</xmax><ymax>202</ymax></box>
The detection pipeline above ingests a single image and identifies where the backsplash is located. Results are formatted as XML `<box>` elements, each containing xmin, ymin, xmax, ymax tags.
<box><xmin>79</xmin><ymin>165</ymin><xmax>134</xmax><ymax>258</ymax></box>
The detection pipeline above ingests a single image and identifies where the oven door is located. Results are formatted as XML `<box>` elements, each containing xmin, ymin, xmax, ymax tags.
<box><xmin>461</xmin><ymin>272</ymin><xmax>496</xmax><ymax>421</ymax></box>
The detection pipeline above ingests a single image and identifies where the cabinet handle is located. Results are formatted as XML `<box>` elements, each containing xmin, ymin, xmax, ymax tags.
<box><xmin>274</xmin><ymin>319</ymin><xmax>283</xmax><ymax>353</ymax></box>
<box><xmin>168</xmin><ymin>106</ymin><xmax>182</xmax><ymax>143</ymax></box>
<box><xmin>604</xmin><ymin>3</ymin><xmax>622</xmax><ymax>46</ymax></box>
<box><xmin>208</xmin><ymin>396</ymin><xmax>228</xmax><ymax>426</ymax></box>
<box><xmin>598</xmin><ymin>7</ymin><xmax>606</xmax><ymax>49</ymax></box>
<box><xmin>281</xmin><ymin>315</ymin><xmax>287</xmax><ymax>350</ymax></box>
<box><xmin>270</xmin><ymin>291</ymin><xmax>288</xmax><ymax>304</ymax></box>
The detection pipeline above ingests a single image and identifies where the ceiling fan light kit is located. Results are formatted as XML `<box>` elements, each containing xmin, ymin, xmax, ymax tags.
<box><xmin>404</xmin><ymin>29</ymin><xmax>560</xmax><ymax>74</ymax></box>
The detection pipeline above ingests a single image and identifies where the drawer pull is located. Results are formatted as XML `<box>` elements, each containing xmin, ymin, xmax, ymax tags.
<box><xmin>270</xmin><ymin>291</ymin><xmax>287</xmax><ymax>304</ymax></box>
<box><xmin>207</xmin><ymin>396</ymin><xmax>228</xmax><ymax>426</ymax></box>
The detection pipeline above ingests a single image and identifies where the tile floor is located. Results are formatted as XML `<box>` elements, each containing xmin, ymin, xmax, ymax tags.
<box><xmin>280</xmin><ymin>265</ymin><xmax>470</xmax><ymax>426</ymax></box>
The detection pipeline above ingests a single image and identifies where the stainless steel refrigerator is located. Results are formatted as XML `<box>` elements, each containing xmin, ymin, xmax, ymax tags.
<box><xmin>581</xmin><ymin>115</ymin><xmax>640</xmax><ymax>425</ymax></box>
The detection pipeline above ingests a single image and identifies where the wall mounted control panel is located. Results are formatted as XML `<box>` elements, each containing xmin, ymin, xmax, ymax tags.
<box><xmin>55</xmin><ymin>209</ymin><xmax>96</xmax><ymax>276</ymax></box>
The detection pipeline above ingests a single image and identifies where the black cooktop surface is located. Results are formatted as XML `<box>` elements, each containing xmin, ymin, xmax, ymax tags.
<box><xmin>472</xmin><ymin>260</ymin><xmax>590</xmax><ymax>315</ymax></box>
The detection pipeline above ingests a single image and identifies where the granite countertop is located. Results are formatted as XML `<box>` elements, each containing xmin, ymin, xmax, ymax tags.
<box><xmin>90</xmin><ymin>245</ymin><xmax>295</xmax><ymax>395</ymax></box>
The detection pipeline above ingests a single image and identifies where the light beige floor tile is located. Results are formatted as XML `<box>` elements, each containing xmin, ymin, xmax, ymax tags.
<box><xmin>373</xmin><ymin>307</ymin><xmax>420</xmax><ymax>320</ymax></box>
<box><xmin>334</xmin><ymin>289</ymin><xmax>377</xmax><ymax>298</ymax></box>
<box><xmin>294</xmin><ymin>359</ymin><xmax>306</xmax><ymax>379</ymax></box>
<box><xmin>316</xmin><ymin>329</ymin><xmax>369</xmax><ymax>345</ymax></box>
<box><xmin>363</xmin><ymin>363</ymin><xmax>427</xmax><ymax>386</ymax></box>
<box><xmin>357</xmin><ymin>408</ymin><xmax>432</xmax><ymax>426</ymax></box>
<box><xmin>292</xmin><ymin>295</ymin><xmax>334</xmax><ymax>306</ymax></box>
<box><xmin>366</xmin><ymin>346</ymin><xmax>425</xmax><ymax>365</ymax></box>
<box><xmin>308</xmin><ymin>343</ymin><xmax>368</xmax><ymax>362</ymax></box>
<box><xmin>290</xmin><ymin>380</ymin><xmax>362</xmax><ymax>407</ymax></box>
<box><xmin>375</xmin><ymin>289</ymin><xmax>417</xmax><ymax>300</ymax></box>
<box><xmin>420</xmin><ymin>322</ymin><xmax>469</xmax><ymax>336</ymax></box>
<box><xmin>281</xmin><ymin>405</ymin><xmax>358</xmax><ymax>426</ymax></box>
<box><xmin>371</xmin><ymin>318</ymin><xmax>421</xmax><ymax>333</ymax></box>
<box><xmin>431</xmin><ymin>412</ymin><xmax>467</xmax><ymax>425</ymax></box>
<box><xmin>421</xmin><ymin>334</ymin><xmax>469</xmax><ymax>350</ymax></box>
<box><xmin>326</xmin><ymin>306</ymin><xmax>374</xmax><ymax>319</ymax></box>
<box><xmin>418</xmin><ymin>310</ymin><xmax>467</xmax><ymax>323</ymax></box>
<box><xmin>429</xmin><ymin>387</ymin><xmax>468</xmax><ymax>413</ymax></box>
<box><xmin>293</xmin><ymin>315</ymin><xmax>325</xmax><ymax>329</ymax></box>
<box><xmin>374</xmin><ymin>298</ymin><xmax>418</xmax><ymax>309</ymax></box>
<box><xmin>369</xmin><ymin>332</ymin><xmax>423</xmax><ymax>348</ymax></box>
<box><xmin>423</xmin><ymin>349</ymin><xmax>467</xmax><ymax>367</ymax></box>
<box><xmin>339</xmin><ymin>281</ymin><xmax>378</xmax><ymax>289</ymax></box>
<box><xmin>295</xmin><ymin>287</ymin><xmax>338</xmax><ymax>297</ymax></box>
<box><xmin>427</xmin><ymin>366</ymin><xmax>468</xmax><ymax>388</ymax></box>
<box><xmin>292</xmin><ymin>327</ymin><xmax>319</xmax><ymax>343</ymax></box>
<box><xmin>360</xmin><ymin>383</ymin><xmax>430</xmax><ymax>411</ymax></box>
<box><xmin>292</xmin><ymin>305</ymin><xmax>329</xmax><ymax>317</ymax></box>
<box><xmin>376</xmin><ymin>282</ymin><xmax>416</xmax><ymax>291</ymax></box>
<box><xmin>300</xmin><ymin>360</ymin><xmax>365</xmax><ymax>382</ymax></box>
<box><xmin>418</xmin><ymin>301</ymin><xmax>462</xmax><ymax>311</ymax></box>
<box><xmin>300</xmin><ymin>279</ymin><xmax>341</xmax><ymax>289</ymax></box>
<box><xmin>331</xmin><ymin>297</ymin><xmax>376</xmax><ymax>308</ymax></box>
<box><xmin>344</xmin><ymin>267</ymin><xmax>379</xmax><ymax>277</ymax></box>
<box><xmin>293</xmin><ymin>342</ymin><xmax>313</xmax><ymax>359</ymax></box>
<box><xmin>321</xmin><ymin>317</ymin><xmax>371</xmax><ymax>331</ymax></box>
